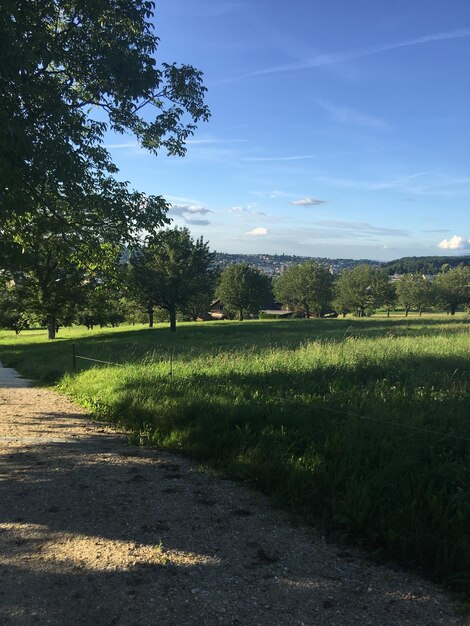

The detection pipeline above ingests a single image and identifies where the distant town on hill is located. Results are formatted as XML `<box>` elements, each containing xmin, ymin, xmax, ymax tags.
<box><xmin>213</xmin><ymin>253</ymin><xmax>470</xmax><ymax>276</ymax></box>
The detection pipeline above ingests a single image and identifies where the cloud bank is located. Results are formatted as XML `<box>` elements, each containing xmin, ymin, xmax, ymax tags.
<box><xmin>169</xmin><ymin>204</ymin><xmax>214</xmax><ymax>226</ymax></box>
<box><xmin>438</xmin><ymin>235</ymin><xmax>470</xmax><ymax>250</ymax></box>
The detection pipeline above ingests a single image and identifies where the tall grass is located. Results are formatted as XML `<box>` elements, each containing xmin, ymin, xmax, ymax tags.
<box><xmin>1</xmin><ymin>316</ymin><xmax>469</xmax><ymax>590</ymax></box>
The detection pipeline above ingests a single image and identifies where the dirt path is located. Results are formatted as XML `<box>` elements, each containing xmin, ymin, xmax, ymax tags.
<box><xmin>0</xmin><ymin>363</ymin><xmax>467</xmax><ymax>626</ymax></box>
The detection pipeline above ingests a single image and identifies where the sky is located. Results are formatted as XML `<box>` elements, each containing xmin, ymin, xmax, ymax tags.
<box><xmin>103</xmin><ymin>0</ymin><xmax>470</xmax><ymax>261</ymax></box>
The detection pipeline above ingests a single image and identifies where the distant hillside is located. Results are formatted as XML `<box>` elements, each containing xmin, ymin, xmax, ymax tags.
<box><xmin>213</xmin><ymin>253</ymin><xmax>379</xmax><ymax>275</ymax></box>
<box><xmin>381</xmin><ymin>256</ymin><xmax>470</xmax><ymax>275</ymax></box>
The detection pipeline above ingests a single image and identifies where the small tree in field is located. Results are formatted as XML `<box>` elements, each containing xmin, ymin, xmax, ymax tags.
<box><xmin>216</xmin><ymin>263</ymin><xmax>273</xmax><ymax>321</ymax></box>
<box><xmin>274</xmin><ymin>261</ymin><xmax>334</xmax><ymax>317</ymax></box>
<box><xmin>130</xmin><ymin>228</ymin><xmax>214</xmax><ymax>332</ymax></box>
<box><xmin>434</xmin><ymin>266</ymin><xmax>470</xmax><ymax>315</ymax></box>
<box><xmin>334</xmin><ymin>264</ymin><xmax>391</xmax><ymax>317</ymax></box>
<box><xmin>395</xmin><ymin>274</ymin><xmax>433</xmax><ymax>316</ymax></box>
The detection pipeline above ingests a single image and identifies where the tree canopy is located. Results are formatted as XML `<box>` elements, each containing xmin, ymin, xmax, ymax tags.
<box><xmin>382</xmin><ymin>256</ymin><xmax>470</xmax><ymax>275</ymax></box>
<box><xmin>395</xmin><ymin>274</ymin><xmax>433</xmax><ymax>316</ymax></box>
<box><xmin>1</xmin><ymin>0</ymin><xmax>209</xmax><ymax>267</ymax></box>
<box><xmin>130</xmin><ymin>227</ymin><xmax>215</xmax><ymax>332</ymax></box>
<box><xmin>334</xmin><ymin>264</ymin><xmax>391</xmax><ymax>317</ymax></box>
<box><xmin>216</xmin><ymin>263</ymin><xmax>273</xmax><ymax>321</ymax></box>
<box><xmin>274</xmin><ymin>261</ymin><xmax>333</xmax><ymax>317</ymax></box>
<box><xmin>434</xmin><ymin>266</ymin><xmax>470</xmax><ymax>315</ymax></box>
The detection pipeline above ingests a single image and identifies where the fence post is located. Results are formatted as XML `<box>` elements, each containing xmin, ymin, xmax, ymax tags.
<box><xmin>72</xmin><ymin>343</ymin><xmax>76</xmax><ymax>371</ymax></box>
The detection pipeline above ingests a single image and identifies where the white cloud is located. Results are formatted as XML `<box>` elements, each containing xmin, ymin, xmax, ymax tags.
<box><xmin>168</xmin><ymin>203</ymin><xmax>214</xmax><ymax>226</ymax></box>
<box><xmin>291</xmin><ymin>197</ymin><xmax>327</xmax><ymax>206</ymax></box>
<box><xmin>245</xmin><ymin>227</ymin><xmax>268</xmax><ymax>237</ymax></box>
<box><xmin>243</xmin><ymin>28</ymin><xmax>470</xmax><ymax>78</ymax></box>
<box><xmin>438</xmin><ymin>235</ymin><xmax>470</xmax><ymax>250</ymax></box>
<box><xmin>313</xmin><ymin>220</ymin><xmax>408</xmax><ymax>237</ymax></box>
<box><xmin>227</xmin><ymin>205</ymin><xmax>266</xmax><ymax>216</ymax></box>
<box><xmin>169</xmin><ymin>204</ymin><xmax>213</xmax><ymax>216</ymax></box>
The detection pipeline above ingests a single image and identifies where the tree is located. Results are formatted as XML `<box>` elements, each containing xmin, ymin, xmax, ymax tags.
<box><xmin>274</xmin><ymin>261</ymin><xmax>334</xmax><ymax>317</ymax></box>
<box><xmin>216</xmin><ymin>263</ymin><xmax>273</xmax><ymax>321</ymax></box>
<box><xmin>77</xmin><ymin>279</ymin><xmax>127</xmax><ymax>329</ymax></box>
<box><xmin>334</xmin><ymin>264</ymin><xmax>391</xmax><ymax>317</ymax></box>
<box><xmin>434</xmin><ymin>266</ymin><xmax>470</xmax><ymax>315</ymax></box>
<box><xmin>130</xmin><ymin>227</ymin><xmax>215</xmax><ymax>332</ymax></box>
<box><xmin>4</xmin><ymin>241</ymin><xmax>89</xmax><ymax>339</ymax></box>
<box><xmin>382</xmin><ymin>281</ymin><xmax>397</xmax><ymax>318</ymax></box>
<box><xmin>0</xmin><ymin>1</ymin><xmax>209</xmax><ymax>326</ymax></box>
<box><xmin>0</xmin><ymin>278</ymin><xmax>31</xmax><ymax>334</ymax></box>
<box><xmin>395</xmin><ymin>274</ymin><xmax>433</xmax><ymax>316</ymax></box>
<box><xmin>0</xmin><ymin>205</ymin><xmax>128</xmax><ymax>338</ymax></box>
<box><xmin>1</xmin><ymin>0</ymin><xmax>209</xmax><ymax>226</ymax></box>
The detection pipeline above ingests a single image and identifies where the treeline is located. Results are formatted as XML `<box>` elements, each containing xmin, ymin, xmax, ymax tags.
<box><xmin>274</xmin><ymin>262</ymin><xmax>470</xmax><ymax>318</ymax></box>
<box><xmin>2</xmin><ymin>235</ymin><xmax>470</xmax><ymax>339</ymax></box>
<box><xmin>382</xmin><ymin>255</ymin><xmax>470</xmax><ymax>275</ymax></box>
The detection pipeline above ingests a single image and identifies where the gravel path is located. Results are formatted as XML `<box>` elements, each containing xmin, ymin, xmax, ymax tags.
<box><xmin>0</xmin><ymin>362</ymin><xmax>467</xmax><ymax>625</ymax></box>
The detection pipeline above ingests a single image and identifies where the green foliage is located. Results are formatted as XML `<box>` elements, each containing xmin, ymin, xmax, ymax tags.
<box><xmin>0</xmin><ymin>0</ymin><xmax>209</xmax><ymax>225</ymax></box>
<box><xmin>129</xmin><ymin>227</ymin><xmax>215</xmax><ymax>331</ymax></box>
<box><xmin>383</xmin><ymin>256</ymin><xmax>470</xmax><ymax>275</ymax></box>
<box><xmin>334</xmin><ymin>264</ymin><xmax>392</xmax><ymax>317</ymax></box>
<box><xmin>1</xmin><ymin>244</ymin><xmax>88</xmax><ymax>339</ymax></box>
<box><xmin>434</xmin><ymin>266</ymin><xmax>470</xmax><ymax>315</ymax></box>
<box><xmin>0</xmin><ymin>0</ymin><xmax>209</xmax><ymax>313</ymax></box>
<box><xmin>395</xmin><ymin>274</ymin><xmax>434</xmax><ymax>316</ymax></box>
<box><xmin>1</xmin><ymin>316</ymin><xmax>469</xmax><ymax>591</ymax></box>
<box><xmin>0</xmin><ymin>279</ymin><xmax>30</xmax><ymax>333</ymax></box>
<box><xmin>274</xmin><ymin>260</ymin><xmax>334</xmax><ymax>317</ymax></box>
<box><xmin>216</xmin><ymin>263</ymin><xmax>273</xmax><ymax>320</ymax></box>
<box><xmin>77</xmin><ymin>280</ymin><xmax>127</xmax><ymax>329</ymax></box>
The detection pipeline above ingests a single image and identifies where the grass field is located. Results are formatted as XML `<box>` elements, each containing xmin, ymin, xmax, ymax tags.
<box><xmin>1</xmin><ymin>315</ymin><xmax>469</xmax><ymax>591</ymax></box>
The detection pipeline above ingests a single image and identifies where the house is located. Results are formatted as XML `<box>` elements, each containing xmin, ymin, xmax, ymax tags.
<box><xmin>259</xmin><ymin>309</ymin><xmax>293</xmax><ymax>319</ymax></box>
<box><xmin>208</xmin><ymin>299</ymin><xmax>226</xmax><ymax>320</ymax></box>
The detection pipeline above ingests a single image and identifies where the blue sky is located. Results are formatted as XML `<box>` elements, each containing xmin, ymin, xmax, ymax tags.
<box><xmin>104</xmin><ymin>0</ymin><xmax>470</xmax><ymax>260</ymax></box>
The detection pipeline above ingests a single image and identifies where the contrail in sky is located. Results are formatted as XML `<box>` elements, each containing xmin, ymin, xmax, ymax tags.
<box><xmin>244</xmin><ymin>28</ymin><xmax>470</xmax><ymax>77</ymax></box>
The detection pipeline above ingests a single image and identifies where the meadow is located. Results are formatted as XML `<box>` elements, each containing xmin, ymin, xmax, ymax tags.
<box><xmin>0</xmin><ymin>315</ymin><xmax>469</xmax><ymax>592</ymax></box>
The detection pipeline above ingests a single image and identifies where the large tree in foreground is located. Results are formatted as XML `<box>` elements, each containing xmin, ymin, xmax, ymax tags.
<box><xmin>130</xmin><ymin>228</ymin><xmax>215</xmax><ymax>332</ymax></box>
<box><xmin>216</xmin><ymin>263</ymin><xmax>273</xmax><ymax>321</ymax></box>
<box><xmin>0</xmin><ymin>0</ymin><xmax>209</xmax><ymax>287</ymax></box>
<box><xmin>274</xmin><ymin>261</ymin><xmax>334</xmax><ymax>317</ymax></box>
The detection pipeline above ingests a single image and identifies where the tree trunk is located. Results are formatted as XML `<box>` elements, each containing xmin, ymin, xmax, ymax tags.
<box><xmin>148</xmin><ymin>307</ymin><xmax>154</xmax><ymax>328</ymax></box>
<box><xmin>305</xmin><ymin>305</ymin><xmax>310</xmax><ymax>319</ymax></box>
<box><xmin>387</xmin><ymin>309</ymin><xmax>390</xmax><ymax>318</ymax></box>
<box><xmin>450</xmin><ymin>305</ymin><xmax>456</xmax><ymax>315</ymax></box>
<box><xmin>169</xmin><ymin>307</ymin><xmax>177</xmax><ymax>332</ymax></box>
<box><xmin>47</xmin><ymin>315</ymin><xmax>56</xmax><ymax>340</ymax></box>
<box><xmin>405</xmin><ymin>308</ymin><xmax>409</xmax><ymax>317</ymax></box>
<box><xmin>239</xmin><ymin>310</ymin><xmax>244</xmax><ymax>321</ymax></box>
